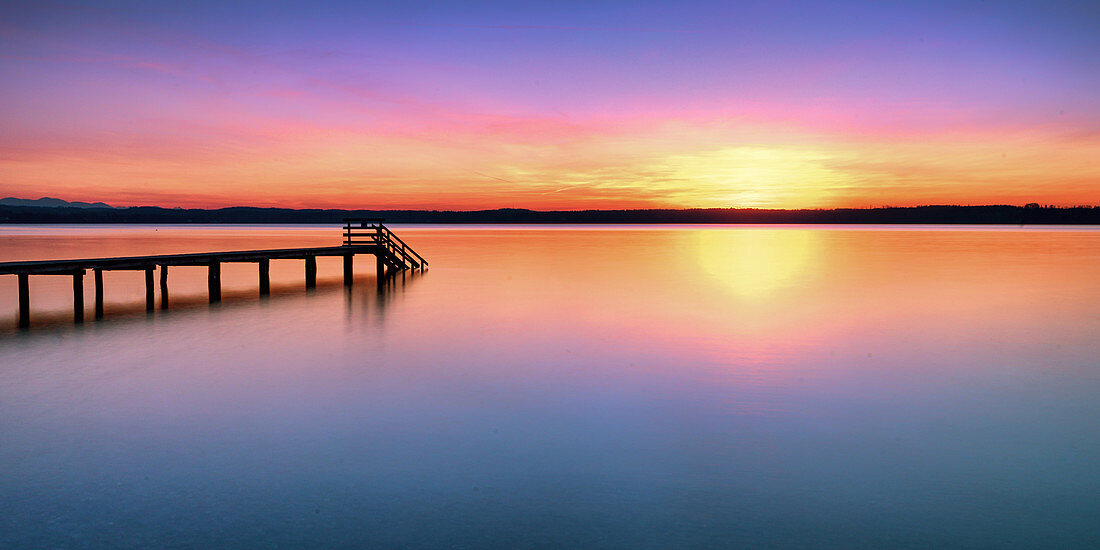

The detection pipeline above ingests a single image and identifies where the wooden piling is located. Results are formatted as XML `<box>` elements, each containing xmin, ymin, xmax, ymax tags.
<box><xmin>18</xmin><ymin>273</ymin><xmax>29</xmax><ymax>328</ymax></box>
<box><xmin>305</xmin><ymin>256</ymin><xmax>317</xmax><ymax>289</ymax></box>
<box><xmin>258</xmin><ymin>259</ymin><xmax>270</xmax><ymax>296</ymax></box>
<box><xmin>159</xmin><ymin>265</ymin><xmax>169</xmax><ymax>309</ymax></box>
<box><xmin>145</xmin><ymin>267</ymin><xmax>155</xmax><ymax>311</ymax></box>
<box><xmin>94</xmin><ymin>269</ymin><xmax>104</xmax><ymax>319</ymax></box>
<box><xmin>343</xmin><ymin>254</ymin><xmax>353</xmax><ymax>286</ymax></box>
<box><xmin>208</xmin><ymin>262</ymin><xmax>221</xmax><ymax>302</ymax></box>
<box><xmin>376</xmin><ymin>256</ymin><xmax>385</xmax><ymax>284</ymax></box>
<box><xmin>73</xmin><ymin>270</ymin><xmax>84</xmax><ymax>323</ymax></box>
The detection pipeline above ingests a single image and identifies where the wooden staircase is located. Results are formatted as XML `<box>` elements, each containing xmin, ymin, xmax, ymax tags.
<box><xmin>342</xmin><ymin>218</ymin><xmax>428</xmax><ymax>271</ymax></box>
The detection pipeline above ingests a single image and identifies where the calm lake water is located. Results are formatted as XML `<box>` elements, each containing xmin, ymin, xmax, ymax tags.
<box><xmin>1</xmin><ymin>224</ymin><xmax>1098</xmax><ymax>548</ymax></box>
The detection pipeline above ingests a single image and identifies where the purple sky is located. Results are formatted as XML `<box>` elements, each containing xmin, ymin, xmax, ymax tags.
<box><xmin>2</xmin><ymin>1</ymin><xmax>1097</xmax><ymax>208</ymax></box>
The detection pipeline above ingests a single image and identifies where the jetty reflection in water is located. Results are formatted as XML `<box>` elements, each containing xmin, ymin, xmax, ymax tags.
<box><xmin>0</xmin><ymin>225</ymin><xmax>1098</xmax><ymax>548</ymax></box>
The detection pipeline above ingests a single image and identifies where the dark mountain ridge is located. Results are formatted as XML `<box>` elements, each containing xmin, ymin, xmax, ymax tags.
<box><xmin>0</xmin><ymin>197</ymin><xmax>114</xmax><ymax>209</ymax></box>
<box><xmin>1</xmin><ymin>203</ymin><xmax>1098</xmax><ymax>224</ymax></box>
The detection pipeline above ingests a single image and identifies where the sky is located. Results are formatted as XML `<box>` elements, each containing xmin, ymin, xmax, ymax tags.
<box><xmin>1</xmin><ymin>0</ymin><xmax>1098</xmax><ymax>209</ymax></box>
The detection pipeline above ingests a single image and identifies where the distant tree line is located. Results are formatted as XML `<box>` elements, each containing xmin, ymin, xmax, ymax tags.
<box><xmin>1</xmin><ymin>204</ymin><xmax>1099</xmax><ymax>225</ymax></box>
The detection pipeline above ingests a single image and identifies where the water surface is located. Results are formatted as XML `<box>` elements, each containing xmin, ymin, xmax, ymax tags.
<box><xmin>1</xmin><ymin>225</ymin><xmax>1098</xmax><ymax>548</ymax></box>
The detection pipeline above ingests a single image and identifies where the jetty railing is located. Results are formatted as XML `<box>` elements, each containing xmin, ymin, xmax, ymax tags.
<box><xmin>342</xmin><ymin>219</ymin><xmax>428</xmax><ymax>270</ymax></box>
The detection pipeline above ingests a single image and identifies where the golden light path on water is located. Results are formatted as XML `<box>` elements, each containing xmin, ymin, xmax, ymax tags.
<box><xmin>695</xmin><ymin>227</ymin><xmax>819</xmax><ymax>300</ymax></box>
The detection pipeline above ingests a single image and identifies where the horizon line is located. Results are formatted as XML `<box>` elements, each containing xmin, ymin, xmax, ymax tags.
<box><xmin>3</xmin><ymin>197</ymin><xmax>1099</xmax><ymax>212</ymax></box>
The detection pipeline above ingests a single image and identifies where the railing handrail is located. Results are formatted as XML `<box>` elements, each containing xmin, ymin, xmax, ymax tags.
<box><xmin>379</xmin><ymin>228</ymin><xmax>427</xmax><ymax>265</ymax></box>
<box><xmin>377</xmin><ymin>228</ymin><xmax>427</xmax><ymax>268</ymax></box>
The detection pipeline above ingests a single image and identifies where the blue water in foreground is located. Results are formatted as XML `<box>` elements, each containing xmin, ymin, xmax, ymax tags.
<box><xmin>1</xmin><ymin>225</ymin><xmax>1098</xmax><ymax>548</ymax></box>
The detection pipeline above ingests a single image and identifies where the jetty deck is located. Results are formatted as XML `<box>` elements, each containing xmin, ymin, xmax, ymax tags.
<box><xmin>1</xmin><ymin>219</ymin><xmax>426</xmax><ymax>328</ymax></box>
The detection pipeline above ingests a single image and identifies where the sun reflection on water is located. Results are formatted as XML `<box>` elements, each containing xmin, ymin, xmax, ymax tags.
<box><xmin>695</xmin><ymin>228</ymin><xmax>819</xmax><ymax>300</ymax></box>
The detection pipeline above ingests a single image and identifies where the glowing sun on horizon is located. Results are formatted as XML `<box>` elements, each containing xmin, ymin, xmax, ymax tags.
<box><xmin>658</xmin><ymin>147</ymin><xmax>850</xmax><ymax>208</ymax></box>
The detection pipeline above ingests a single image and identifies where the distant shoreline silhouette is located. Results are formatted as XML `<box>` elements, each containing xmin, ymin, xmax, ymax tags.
<box><xmin>2</xmin><ymin>203</ymin><xmax>1099</xmax><ymax>225</ymax></box>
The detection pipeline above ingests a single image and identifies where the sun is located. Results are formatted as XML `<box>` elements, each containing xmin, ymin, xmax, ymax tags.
<box><xmin>659</xmin><ymin>146</ymin><xmax>850</xmax><ymax>208</ymax></box>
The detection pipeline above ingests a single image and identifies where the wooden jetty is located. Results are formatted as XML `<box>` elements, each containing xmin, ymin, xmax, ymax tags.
<box><xmin>0</xmin><ymin>219</ymin><xmax>426</xmax><ymax>328</ymax></box>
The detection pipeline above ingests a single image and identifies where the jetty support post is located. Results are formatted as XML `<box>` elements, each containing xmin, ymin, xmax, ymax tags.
<box><xmin>145</xmin><ymin>267</ymin><xmax>155</xmax><ymax>311</ymax></box>
<box><xmin>159</xmin><ymin>265</ymin><xmax>169</xmax><ymax>309</ymax></box>
<box><xmin>258</xmin><ymin>259</ymin><xmax>270</xmax><ymax>296</ymax></box>
<box><xmin>343</xmin><ymin>254</ymin><xmax>353</xmax><ymax>286</ymax></box>
<box><xmin>18</xmin><ymin>273</ymin><xmax>30</xmax><ymax>328</ymax></box>
<box><xmin>208</xmin><ymin>262</ymin><xmax>221</xmax><ymax>303</ymax></box>
<box><xmin>73</xmin><ymin>270</ymin><xmax>84</xmax><ymax>323</ymax></box>
<box><xmin>376</xmin><ymin>256</ymin><xmax>385</xmax><ymax>286</ymax></box>
<box><xmin>305</xmin><ymin>256</ymin><xmax>317</xmax><ymax>289</ymax></box>
<box><xmin>94</xmin><ymin>269</ymin><xmax>104</xmax><ymax>319</ymax></box>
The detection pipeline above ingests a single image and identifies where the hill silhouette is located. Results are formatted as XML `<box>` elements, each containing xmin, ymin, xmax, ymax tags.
<box><xmin>0</xmin><ymin>196</ymin><xmax>114</xmax><ymax>209</ymax></box>
<box><xmin>0</xmin><ymin>204</ymin><xmax>1098</xmax><ymax>225</ymax></box>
